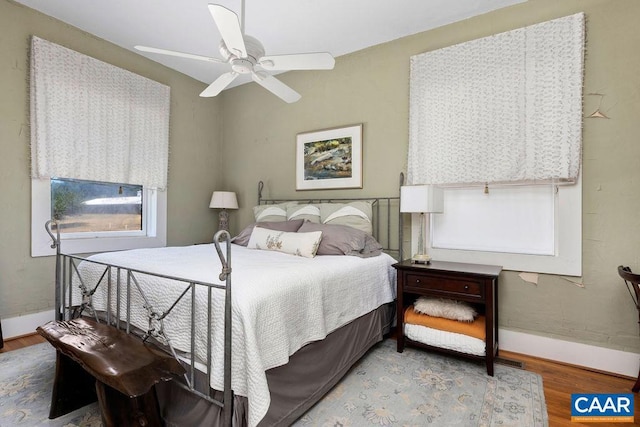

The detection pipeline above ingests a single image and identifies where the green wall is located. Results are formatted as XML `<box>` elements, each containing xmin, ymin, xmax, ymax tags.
<box><xmin>0</xmin><ymin>0</ymin><xmax>223</xmax><ymax>319</ymax></box>
<box><xmin>220</xmin><ymin>0</ymin><xmax>640</xmax><ymax>353</ymax></box>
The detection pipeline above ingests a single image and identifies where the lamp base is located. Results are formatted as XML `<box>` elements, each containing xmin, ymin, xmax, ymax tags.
<box><xmin>411</xmin><ymin>254</ymin><xmax>432</xmax><ymax>264</ymax></box>
<box><xmin>218</xmin><ymin>209</ymin><xmax>229</xmax><ymax>231</ymax></box>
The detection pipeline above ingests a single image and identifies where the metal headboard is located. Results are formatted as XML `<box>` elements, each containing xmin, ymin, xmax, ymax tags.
<box><xmin>257</xmin><ymin>172</ymin><xmax>405</xmax><ymax>260</ymax></box>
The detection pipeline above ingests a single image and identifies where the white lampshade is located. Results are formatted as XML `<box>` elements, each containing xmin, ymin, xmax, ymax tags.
<box><xmin>400</xmin><ymin>185</ymin><xmax>444</xmax><ymax>213</ymax></box>
<box><xmin>209</xmin><ymin>191</ymin><xmax>238</xmax><ymax>209</ymax></box>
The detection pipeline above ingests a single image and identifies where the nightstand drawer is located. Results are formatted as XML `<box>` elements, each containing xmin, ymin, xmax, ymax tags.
<box><xmin>405</xmin><ymin>274</ymin><xmax>482</xmax><ymax>298</ymax></box>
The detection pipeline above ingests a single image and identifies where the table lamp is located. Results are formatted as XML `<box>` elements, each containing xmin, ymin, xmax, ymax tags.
<box><xmin>209</xmin><ymin>191</ymin><xmax>238</xmax><ymax>231</ymax></box>
<box><xmin>400</xmin><ymin>185</ymin><xmax>444</xmax><ymax>264</ymax></box>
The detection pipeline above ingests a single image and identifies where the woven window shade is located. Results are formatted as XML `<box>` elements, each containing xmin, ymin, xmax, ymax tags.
<box><xmin>30</xmin><ymin>36</ymin><xmax>170</xmax><ymax>189</ymax></box>
<box><xmin>407</xmin><ymin>13</ymin><xmax>585</xmax><ymax>186</ymax></box>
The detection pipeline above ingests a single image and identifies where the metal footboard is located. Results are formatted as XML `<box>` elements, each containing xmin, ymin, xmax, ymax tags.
<box><xmin>45</xmin><ymin>221</ymin><xmax>234</xmax><ymax>426</ymax></box>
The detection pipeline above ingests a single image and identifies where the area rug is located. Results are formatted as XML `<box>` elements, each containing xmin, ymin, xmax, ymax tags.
<box><xmin>0</xmin><ymin>340</ymin><xmax>547</xmax><ymax>426</ymax></box>
<box><xmin>294</xmin><ymin>339</ymin><xmax>547</xmax><ymax>426</ymax></box>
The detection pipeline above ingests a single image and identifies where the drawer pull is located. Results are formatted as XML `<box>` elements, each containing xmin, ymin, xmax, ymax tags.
<box><xmin>464</xmin><ymin>285</ymin><xmax>469</xmax><ymax>290</ymax></box>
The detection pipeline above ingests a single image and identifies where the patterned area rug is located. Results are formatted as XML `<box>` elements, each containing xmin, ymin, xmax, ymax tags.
<box><xmin>295</xmin><ymin>339</ymin><xmax>547</xmax><ymax>426</ymax></box>
<box><xmin>0</xmin><ymin>340</ymin><xmax>547</xmax><ymax>426</ymax></box>
<box><xmin>0</xmin><ymin>343</ymin><xmax>101</xmax><ymax>426</ymax></box>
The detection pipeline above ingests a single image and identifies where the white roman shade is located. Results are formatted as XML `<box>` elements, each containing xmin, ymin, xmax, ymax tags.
<box><xmin>407</xmin><ymin>13</ymin><xmax>585</xmax><ymax>186</ymax></box>
<box><xmin>30</xmin><ymin>36</ymin><xmax>170</xmax><ymax>189</ymax></box>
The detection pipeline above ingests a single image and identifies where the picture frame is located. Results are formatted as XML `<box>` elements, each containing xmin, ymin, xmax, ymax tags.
<box><xmin>296</xmin><ymin>124</ymin><xmax>363</xmax><ymax>191</ymax></box>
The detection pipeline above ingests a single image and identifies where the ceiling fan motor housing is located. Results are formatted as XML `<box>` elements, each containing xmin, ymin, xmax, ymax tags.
<box><xmin>220</xmin><ymin>35</ymin><xmax>265</xmax><ymax>74</ymax></box>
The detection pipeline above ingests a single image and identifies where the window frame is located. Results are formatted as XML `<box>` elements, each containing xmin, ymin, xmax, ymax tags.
<box><xmin>412</xmin><ymin>175</ymin><xmax>582</xmax><ymax>276</ymax></box>
<box><xmin>31</xmin><ymin>178</ymin><xmax>166</xmax><ymax>257</ymax></box>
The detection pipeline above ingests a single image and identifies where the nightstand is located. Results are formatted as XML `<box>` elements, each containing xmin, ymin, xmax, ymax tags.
<box><xmin>393</xmin><ymin>259</ymin><xmax>502</xmax><ymax>376</ymax></box>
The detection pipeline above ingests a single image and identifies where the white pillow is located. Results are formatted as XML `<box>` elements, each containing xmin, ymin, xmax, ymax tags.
<box><xmin>248</xmin><ymin>227</ymin><xmax>322</xmax><ymax>258</ymax></box>
<box><xmin>413</xmin><ymin>297</ymin><xmax>477</xmax><ymax>322</ymax></box>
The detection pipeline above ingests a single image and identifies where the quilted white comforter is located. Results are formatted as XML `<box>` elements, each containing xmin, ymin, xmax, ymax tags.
<box><xmin>75</xmin><ymin>243</ymin><xmax>397</xmax><ymax>426</ymax></box>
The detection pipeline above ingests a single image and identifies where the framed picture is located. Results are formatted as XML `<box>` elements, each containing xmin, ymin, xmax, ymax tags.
<box><xmin>296</xmin><ymin>124</ymin><xmax>363</xmax><ymax>190</ymax></box>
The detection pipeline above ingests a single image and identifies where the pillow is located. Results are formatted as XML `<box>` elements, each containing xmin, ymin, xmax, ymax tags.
<box><xmin>319</xmin><ymin>201</ymin><xmax>373</xmax><ymax>234</ymax></box>
<box><xmin>298</xmin><ymin>221</ymin><xmax>383</xmax><ymax>258</ymax></box>
<box><xmin>248</xmin><ymin>227</ymin><xmax>322</xmax><ymax>258</ymax></box>
<box><xmin>231</xmin><ymin>219</ymin><xmax>304</xmax><ymax>246</ymax></box>
<box><xmin>413</xmin><ymin>297</ymin><xmax>477</xmax><ymax>322</ymax></box>
<box><xmin>287</xmin><ymin>204</ymin><xmax>321</xmax><ymax>223</ymax></box>
<box><xmin>253</xmin><ymin>202</ymin><xmax>298</xmax><ymax>222</ymax></box>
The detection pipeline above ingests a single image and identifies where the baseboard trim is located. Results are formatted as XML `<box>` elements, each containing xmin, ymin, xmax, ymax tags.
<box><xmin>2</xmin><ymin>310</ymin><xmax>55</xmax><ymax>339</ymax></box>
<box><xmin>500</xmin><ymin>328</ymin><xmax>639</xmax><ymax>378</ymax></box>
<box><xmin>4</xmin><ymin>312</ymin><xmax>637</xmax><ymax>377</ymax></box>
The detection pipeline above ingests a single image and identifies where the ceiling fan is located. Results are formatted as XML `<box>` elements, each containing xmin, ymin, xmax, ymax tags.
<box><xmin>135</xmin><ymin>2</ymin><xmax>335</xmax><ymax>103</ymax></box>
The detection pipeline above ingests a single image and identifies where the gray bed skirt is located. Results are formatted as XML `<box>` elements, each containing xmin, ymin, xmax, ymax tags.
<box><xmin>156</xmin><ymin>302</ymin><xmax>395</xmax><ymax>426</ymax></box>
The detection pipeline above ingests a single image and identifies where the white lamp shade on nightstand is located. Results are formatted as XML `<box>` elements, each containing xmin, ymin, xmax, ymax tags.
<box><xmin>209</xmin><ymin>191</ymin><xmax>238</xmax><ymax>210</ymax></box>
<box><xmin>400</xmin><ymin>185</ymin><xmax>444</xmax><ymax>264</ymax></box>
<box><xmin>400</xmin><ymin>185</ymin><xmax>444</xmax><ymax>214</ymax></box>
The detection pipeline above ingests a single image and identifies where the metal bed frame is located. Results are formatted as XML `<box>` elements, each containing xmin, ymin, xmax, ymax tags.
<box><xmin>44</xmin><ymin>172</ymin><xmax>404</xmax><ymax>427</ymax></box>
<box><xmin>45</xmin><ymin>222</ymin><xmax>235</xmax><ymax>426</ymax></box>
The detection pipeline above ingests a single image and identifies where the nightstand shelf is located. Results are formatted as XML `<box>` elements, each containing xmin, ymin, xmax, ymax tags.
<box><xmin>393</xmin><ymin>259</ymin><xmax>502</xmax><ymax>376</ymax></box>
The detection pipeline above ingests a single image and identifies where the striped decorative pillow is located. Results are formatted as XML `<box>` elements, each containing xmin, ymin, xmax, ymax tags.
<box><xmin>253</xmin><ymin>202</ymin><xmax>298</xmax><ymax>222</ymax></box>
<box><xmin>318</xmin><ymin>201</ymin><xmax>373</xmax><ymax>234</ymax></box>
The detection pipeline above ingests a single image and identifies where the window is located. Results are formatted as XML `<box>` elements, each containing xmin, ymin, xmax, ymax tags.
<box><xmin>404</xmin><ymin>15</ymin><xmax>584</xmax><ymax>277</ymax></box>
<box><xmin>432</xmin><ymin>185</ymin><xmax>555</xmax><ymax>255</ymax></box>
<box><xmin>31</xmin><ymin>178</ymin><xmax>166</xmax><ymax>257</ymax></box>
<box><xmin>29</xmin><ymin>37</ymin><xmax>170</xmax><ymax>257</ymax></box>
<box><xmin>51</xmin><ymin>178</ymin><xmax>143</xmax><ymax>235</ymax></box>
<box><xmin>419</xmin><ymin>177</ymin><xmax>581</xmax><ymax>276</ymax></box>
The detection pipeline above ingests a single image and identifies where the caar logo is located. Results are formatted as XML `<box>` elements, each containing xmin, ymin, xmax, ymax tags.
<box><xmin>571</xmin><ymin>394</ymin><xmax>634</xmax><ymax>423</ymax></box>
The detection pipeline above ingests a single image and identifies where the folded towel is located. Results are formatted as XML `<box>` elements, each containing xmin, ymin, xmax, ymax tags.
<box><xmin>404</xmin><ymin>306</ymin><xmax>486</xmax><ymax>341</ymax></box>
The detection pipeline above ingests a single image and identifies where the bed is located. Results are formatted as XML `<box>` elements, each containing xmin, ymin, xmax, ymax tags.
<box><xmin>46</xmin><ymin>177</ymin><xmax>404</xmax><ymax>426</ymax></box>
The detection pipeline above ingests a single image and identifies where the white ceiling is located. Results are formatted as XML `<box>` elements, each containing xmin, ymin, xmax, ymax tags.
<box><xmin>15</xmin><ymin>0</ymin><xmax>524</xmax><ymax>90</ymax></box>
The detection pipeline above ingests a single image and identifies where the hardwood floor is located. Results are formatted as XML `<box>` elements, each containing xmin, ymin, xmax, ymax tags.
<box><xmin>2</xmin><ymin>334</ymin><xmax>639</xmax><ymax>426</ymax></box>
<box><xmin>500</xmin><ymin>350</ymin><xmax>640</xmax><ymax>426</ymax></box>
<box><xmin>0</xmin><ymin>333</ymin><xmax>45</xmax><ymax>352</ymax></box>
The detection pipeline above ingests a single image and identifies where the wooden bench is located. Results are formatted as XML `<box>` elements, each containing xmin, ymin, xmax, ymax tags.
<box><xmin>37</xmin><ymin>317</ymin><xmax>185</xmax><ymax>427</ymax></box>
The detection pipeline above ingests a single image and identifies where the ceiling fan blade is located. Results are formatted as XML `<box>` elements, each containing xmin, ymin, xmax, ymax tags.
<box><xmin>200</xmin><ymin>72</ymin><xmax>239</xmax><ymax>97</ymax></box>
<box><xmin>251</xmin><ymin>72</ymin><xmax>301</xmax><ymax>103</ymax></box>
<box><xmin>135</xmin><ymin>45</ymin><xmax>224</xmax><ymax>63</ymax></box>
<box><xmin>259</xmin><ymin>52</ymin><xmax>335</xmax><ymax>71</ymax></box>
<box><xmin>208</xmin><ymin>4</ymin><xmax>247</xmax><ymax>58</ymax></box>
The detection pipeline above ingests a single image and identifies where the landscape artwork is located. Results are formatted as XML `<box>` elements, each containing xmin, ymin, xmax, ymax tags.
<box><xmin>296</xmin><ymin>124</ymin><xmax>363</xmax><ymax>190</ymax></box>
<box><xmin>304</xmin><ymin>137</ymin><xmax>353</xmax><ymax>180</ymax></box>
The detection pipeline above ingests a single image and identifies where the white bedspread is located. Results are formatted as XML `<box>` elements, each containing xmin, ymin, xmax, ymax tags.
<box><xmin>75</xmin><ymin>243</ymin><xmax>396</xmax><ymax>426</ymax></box>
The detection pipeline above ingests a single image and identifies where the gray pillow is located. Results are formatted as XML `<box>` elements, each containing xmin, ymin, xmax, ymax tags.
<box><xmin>298</xmin><ymin>221</ymin><xmax>383</xmax><ymax>258</ymax></box>
<box><xmin>232</xmin><ymin>219</ymin><xmax>304</xmax><ymax>246</ymax></box>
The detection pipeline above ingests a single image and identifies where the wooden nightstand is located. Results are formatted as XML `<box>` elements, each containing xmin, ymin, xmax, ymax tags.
<box><xmin>393</xmin><ymin>259</ymin><xmax>502</xmax><ymax>376</ymax></box>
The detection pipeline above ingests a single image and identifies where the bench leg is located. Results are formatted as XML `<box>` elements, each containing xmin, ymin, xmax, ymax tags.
<box><xmin>96</xmin><ymin>381</ymin><xmax>164</xmax><ymax>427</ymax></box>
<box><xmin>49</xmin><ymin>351</ymin><xmax>97</xmax><ymax>418</ymax></box>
